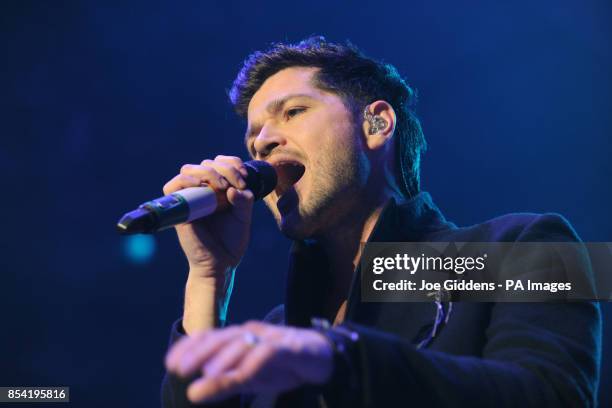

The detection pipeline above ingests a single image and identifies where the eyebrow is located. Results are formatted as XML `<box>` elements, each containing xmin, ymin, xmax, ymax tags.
<box><xmin>244</xmin><ymin>93</ymin><xmax>315</xmax><ymax>143</ymax></box>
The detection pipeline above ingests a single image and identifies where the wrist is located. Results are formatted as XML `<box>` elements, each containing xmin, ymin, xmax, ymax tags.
<box><xmin>187</xmin><ymin>261</ymin><xmax>233</xmax><ymax>282</ymax></box>
<box><xmin>186</xmin><ymin>273</ymin><xmax>223</xmax><ymax>291</ymax></box>
<box><xmin>183</xmin><ymin>267</ymin><xmax>236</xmax><ymax>333</ymax></box>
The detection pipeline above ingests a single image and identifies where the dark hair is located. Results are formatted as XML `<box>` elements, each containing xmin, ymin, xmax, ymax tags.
<box><xmin>229</xmin><ymin>36</ymin><xmax>427</xmax><ymax>198</ymax></box>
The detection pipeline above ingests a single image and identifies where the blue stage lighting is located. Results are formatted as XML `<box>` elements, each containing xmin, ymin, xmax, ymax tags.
<box><xmin>122</xmin><ymin>234</ymin><xmax>156</xmax><ymax>264</ymax></box>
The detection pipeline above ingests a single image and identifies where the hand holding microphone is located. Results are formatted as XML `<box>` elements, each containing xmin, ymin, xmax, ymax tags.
<box><xmin>118</xmin><ymin>156</ymin><xmax>275</xmax><ymax>273</ymax></box>
<box><xmin>117</xmin><ymin>156</ymin><xmax>276</xmax><ymax>332</ymax></box>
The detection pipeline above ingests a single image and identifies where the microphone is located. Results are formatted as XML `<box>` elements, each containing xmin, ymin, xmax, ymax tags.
<box><xmin>116</xmin><ymin>160</ymin><xmax>277</xmax><ymax>235</ymax></box>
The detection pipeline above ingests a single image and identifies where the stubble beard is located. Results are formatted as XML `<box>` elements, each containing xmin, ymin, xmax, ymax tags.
<box><xmin>275</xmin><ymin>148</ymin><xmax>365</xmax><ymax>241</ymax></box>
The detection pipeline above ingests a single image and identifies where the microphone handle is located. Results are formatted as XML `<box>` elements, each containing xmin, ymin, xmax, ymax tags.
<box><xmin>117</xmin><ymin>186</ymin><xmax>229</xmax><ymax>235</ymax></box>
<box><xmin>116</xmin><ymin>160</ymin><xmax>276</xmax><ymax>235</ymax></box>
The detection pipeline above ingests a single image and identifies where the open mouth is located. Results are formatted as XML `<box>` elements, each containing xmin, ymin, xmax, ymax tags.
<box><xmin>273</xmin><ymin>161</ymin><xmax>306</xmax><ymax>198</ymax></box>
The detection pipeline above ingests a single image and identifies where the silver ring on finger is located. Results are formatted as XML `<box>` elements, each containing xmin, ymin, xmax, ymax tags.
<box><xmin>243</xmin><ymin>331</ymin><xmax>260</xmax><ymax>347</ymax></box>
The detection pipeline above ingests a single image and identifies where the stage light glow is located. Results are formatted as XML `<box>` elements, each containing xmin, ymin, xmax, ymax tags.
<box><xmin>122</xmin><ymin>234</ymin><xmax>156</xmax><ymax>264</ymax></box>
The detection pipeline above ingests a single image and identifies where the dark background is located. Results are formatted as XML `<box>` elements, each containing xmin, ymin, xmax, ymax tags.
<box><xmin>1</xmin><ymin>1</ymin><xmax>610</xmax><ymax>406</ymax></box>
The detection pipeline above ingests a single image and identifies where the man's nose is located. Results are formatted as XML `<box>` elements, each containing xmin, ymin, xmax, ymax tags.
<box><xmin>253</xmin><ymin>126</ymin><xmax>286</xmax><ymax>159</ymax></box>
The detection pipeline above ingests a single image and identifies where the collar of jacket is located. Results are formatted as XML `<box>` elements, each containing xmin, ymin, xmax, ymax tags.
<box><xmin>283</xmin><ymin>192</ymin><xmax>455</xmax><ymax>328</ymax></box>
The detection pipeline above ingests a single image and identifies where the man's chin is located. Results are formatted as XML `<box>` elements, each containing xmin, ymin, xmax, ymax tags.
<box><xmin>277</xmin><ymin>210</ymin><xmax>312</xmax><ymax>241</ymax></box>
<box><xmin>270</xmin><ymin>189</ymin><xmax>334</xmax><ymax>240</ymax></box>
<box><xmin>270</xmin><ymin>190</ymin><xmax>312</xmax><ymax>240</ymax></box>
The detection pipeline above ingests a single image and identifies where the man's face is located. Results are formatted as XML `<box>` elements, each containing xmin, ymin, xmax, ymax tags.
<box><xmin>246</xmin><ymin>67</ymin><xmax>367</xmax><ymax>239</ymax></box>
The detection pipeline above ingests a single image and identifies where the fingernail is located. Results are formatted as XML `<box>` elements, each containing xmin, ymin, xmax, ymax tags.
<box><xmin>239</xmin><ymin>166</ymin><xmax>248</xmax><ymax>177</ymax></box>
<box><xmin>238</xmin><ymin>178</ymin><xmax>246</xmax><ymax>189</ymax></box>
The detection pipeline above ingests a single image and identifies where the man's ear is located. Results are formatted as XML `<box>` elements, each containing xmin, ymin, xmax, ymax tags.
<box><xmin>362</xmin><ymin>100</ymin><xmax>396</xmax><ymax>150</ymax></box>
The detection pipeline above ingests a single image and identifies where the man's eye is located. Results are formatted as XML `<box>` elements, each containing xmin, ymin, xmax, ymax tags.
<box><xmin>285</xmin><ymin>107</ymin><xmax>306</xmax><ymax>119</ymax></box>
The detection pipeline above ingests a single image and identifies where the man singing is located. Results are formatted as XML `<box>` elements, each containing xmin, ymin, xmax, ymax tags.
<box><xmin>161</xmin><ymin>37</ymin><xmax>600</xmax><ymax>407</ymax></box>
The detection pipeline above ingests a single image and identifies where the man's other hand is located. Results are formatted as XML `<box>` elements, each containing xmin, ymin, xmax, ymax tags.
<box><xmin>165</xmin><ymin>321</ymin><xmax>334</xmax><ymax>404</ymax></box>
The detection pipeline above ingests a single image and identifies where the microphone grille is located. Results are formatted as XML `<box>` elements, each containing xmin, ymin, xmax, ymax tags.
<box><xmin>243</xmin><ymin>160</ymin><xmax>277</xmax><ymax>200</ymax></box>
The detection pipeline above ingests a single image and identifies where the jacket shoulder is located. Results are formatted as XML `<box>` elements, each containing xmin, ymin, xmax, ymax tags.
<box><xmin>433</xmin><ymin>212</ymin><xmax>581</xmax><ymax>243</ymax></box>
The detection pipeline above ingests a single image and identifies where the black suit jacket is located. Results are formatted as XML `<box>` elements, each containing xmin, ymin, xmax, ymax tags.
<box><xmin>162</xmin><ymin>192</ymin><xmax>601</xmax><ymax>407</ymax></box>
